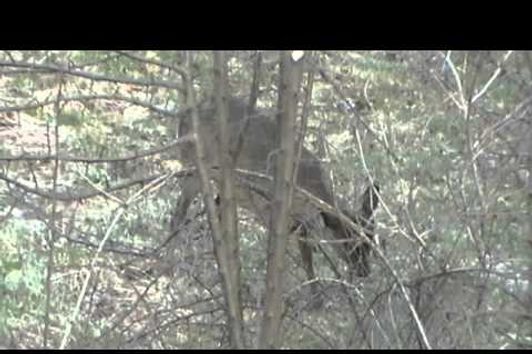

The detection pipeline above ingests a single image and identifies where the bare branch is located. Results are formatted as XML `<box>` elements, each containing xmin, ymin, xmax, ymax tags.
<box><xmin>0</xmin><ymin>93</ymin><xmax>177</xmax><ymax>117</ymax></box>
<box><xmin>472</xmin><ymin>51</ymin><xmax>513</xmax><ymax>103</ymax></box>
<box><xmin>43</xmin><ymin>77</ymin><xmax>64</xmax><ymax>347</ymax></box>
<box><xmin>0</xmin><ymin>59</ymin><xmax>184</xmax><ymax>92</ymax></box>
<box><xmin>0</xmin><ymin>136</ymin><xmax>192</xmax><ymax>163</ymax></box>
<box><xmin>0</xmin><ymin>170</ymin><xmax>188</xmax><ymax>202</ymax></box>
<box><xmin>114</xmin><ymin>51</ymin><xmax>187</xmax><ymax>79</ymax></box>
<box><xmin>318</xmin><ymin>66</ymin><xmax>401</xmax><ymax>164</ymax></box>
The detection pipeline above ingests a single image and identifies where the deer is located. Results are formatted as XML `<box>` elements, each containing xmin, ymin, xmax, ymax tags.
<box><xmin>170</xmin><ymin>96</ymin><xmax>379</xmax><ymax>297</ymax></box>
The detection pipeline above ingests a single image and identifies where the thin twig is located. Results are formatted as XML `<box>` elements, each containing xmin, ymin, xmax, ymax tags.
<box><xmin>0</xmin><ymin>93</ymin><xmax>176</xmax><ymax>117</ymax></box>
<box><xmin>0</xmin><ymin>170</ymin><xmax>187</xmax><ymax>202</ymax></box>
<box><xmin>0</xmin><ymin>136</ymin><xmax>192</xmax><ymax>163</ymax></box>
<box><xmin>58</xmin><ymin>169</ymin><xmax>171</xmax><ymax>348</ymax></box>
<box><xmin>318</xmin><ymin>67</ymin><xmax>400</xmax><ymax>164</ymax></box>
<box><xmin>114</xmin><ymin>51</ymin><xmax>187</xmax><ymax>78</ymax></box>
<box><xmin>352</xmin><ymin>129</ymin><xmax>432</xmax><ymax>349</ymax></box>
<box><xmin>43</xmin><ymin>77</ymin><xmax>63</xmax><ymax>348</ymax></box>
<box><xmin>472</xmin><ymin>51</ymin><xmax>513</xmax><ymax>103</ymax></box>
<box><xmin>0</xmin><ymin>59</ymin><xmax>184</xmax><ymax>92</ymax></box>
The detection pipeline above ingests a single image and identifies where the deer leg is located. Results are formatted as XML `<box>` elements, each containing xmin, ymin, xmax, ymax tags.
<box><xmin>296</xmin><ymin>225</ymin><xmax>323</xmax><ymax>308</ymax></box>
<box><xmin>170</xmin><ymin>176</ymin><xmax>200</xmax><ymax>233</ymax></box>
<box><xmin>350</xmin><ymin>242</ymin><xmax>371</xmax><ymax>277</ymax></box>
<box><xmin>350</xmin><ymin>183</ymin><xmax>379</xmax><ymax>277</ymax></box>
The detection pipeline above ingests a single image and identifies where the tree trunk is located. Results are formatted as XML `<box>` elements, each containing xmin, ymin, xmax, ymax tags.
<box><xmin>213</xmin><ymin>51</ymin><xmax>244</xmax><ymax>348</ymax></box>
<box><xmin>259</xmin><ymin>51</ymin><xmax>304</xmax><ymax>349</ymax></box>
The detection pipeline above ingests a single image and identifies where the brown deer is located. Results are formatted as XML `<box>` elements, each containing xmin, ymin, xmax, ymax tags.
<box><xmin>170</xmin><ymin>97</ymin><xmax>379</xmax><ymax>288</ymax></box>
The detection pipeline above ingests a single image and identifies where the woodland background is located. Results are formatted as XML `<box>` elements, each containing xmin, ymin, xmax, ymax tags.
<box><xmin>0</xmin><ymin>50</ymin><xmax>530</xmax><ymax>349</ymax></box>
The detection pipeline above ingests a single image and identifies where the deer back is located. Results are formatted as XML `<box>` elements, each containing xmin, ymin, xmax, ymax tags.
<box><xmin>178</xmin><ymin>97</ymin><xmax>335</xmax><ymax>224</ymax></box>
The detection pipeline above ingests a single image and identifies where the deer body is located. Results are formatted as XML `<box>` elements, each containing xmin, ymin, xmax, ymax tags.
<box><xmin>171</xmin><ymin>97</ymin><xmax>378</xmax><ymax>284</ymax></box>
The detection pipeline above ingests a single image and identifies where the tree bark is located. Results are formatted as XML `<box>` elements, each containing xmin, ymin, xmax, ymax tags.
<box><xmin>184</xmin><ymin>52</ymin><xmax>243</xmax><ymax>348</ymax></box>
<box><xmin>213</xmin><ymin>51</ymin><xmax>244</xmax><ymax>348</ymax></box>
<box><xmin>259</xmin><ymin>51</ymin><xmax>304</xmax><ymax>348</ymax></box>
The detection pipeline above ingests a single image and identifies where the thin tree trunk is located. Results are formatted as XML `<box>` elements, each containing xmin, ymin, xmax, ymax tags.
<box><xmin>213</xmin><ymin>51</ymin><xmax>244</xmax><ymax>348</ymax></box>
<box><xmin>259</xmin><ymin>51</ymin><xmax>304</xmax><ymax>348</ymax></box>
<box><xmin>184</xmin><ymin>52</ymin><xmax>243</xmax><ymax>348</ymax></box>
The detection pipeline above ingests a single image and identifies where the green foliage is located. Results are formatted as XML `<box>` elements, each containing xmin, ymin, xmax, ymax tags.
<box><xmin>0</xmin><ymin>50</ymin><xmax>529</xmax><ymax>349</ymax></box>
<box><xmin>0</xmin><ymin>219</ymin><xmax>47</xmax><ymax>338</ymax></box>
<box><xmin>57</xmin><ymin>110</ymin><xmax>85</xmax><ymax>127</ymax></box>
